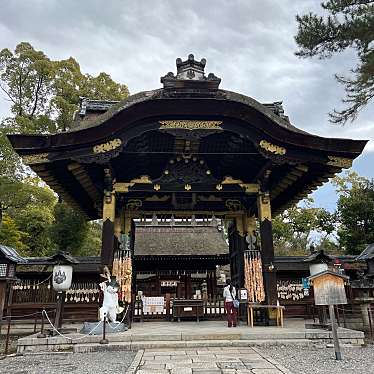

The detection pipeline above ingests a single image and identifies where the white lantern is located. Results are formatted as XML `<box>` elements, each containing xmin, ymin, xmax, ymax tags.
<box><xmin>52</xmin><ymin>264</ymin><xmax>73</xmax><ymax>291</ymax></box>
<box><xmin>309</xmin><ymin>262</ymin><xmax>328</xmax><ymax>276</ymax></box>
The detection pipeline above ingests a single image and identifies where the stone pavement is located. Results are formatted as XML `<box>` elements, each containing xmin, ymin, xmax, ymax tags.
<box><xmin>133</xmin><ymin>347</ymin><xmax>292</xmax><ymax>374</ymax></box>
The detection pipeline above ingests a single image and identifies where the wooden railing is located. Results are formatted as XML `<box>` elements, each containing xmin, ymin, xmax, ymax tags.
<box><xmin>132</xmin><ymin>296</ymin><xmax>227</xmax><ymax>321</ymax></box>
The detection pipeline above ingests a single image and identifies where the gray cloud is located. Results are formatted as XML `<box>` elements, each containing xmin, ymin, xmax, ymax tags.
<box><xmin>0</xmin><ymin>0</ymin><xmax>373</xmax><ymax>158</ymax></box>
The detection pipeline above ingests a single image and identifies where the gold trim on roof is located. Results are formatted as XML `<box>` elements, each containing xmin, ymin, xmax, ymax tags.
<box><xmin>327</xmin><ymin>156</ymin><xmax>352</xmax><ymax>168</ymax></box>
<box><xmin>159</xmin><ymin>120</ymin><xmax>223</xmax><ymax>130</ymax></box>
<box><xmin>93</xmin><ymin>138</ymin><xmax>122</xmax><ymax>154</ymax></box>
<box><xmin>22</xmin><ymin>153</ymin><xmax>49</xmax><ymax>165</ymax></box>
<box><xmin>259</xmin><ymin>140</ymin><xmax>286</xmax><ymax>155</ymax></box>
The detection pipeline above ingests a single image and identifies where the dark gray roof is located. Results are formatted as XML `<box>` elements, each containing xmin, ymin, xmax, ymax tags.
<box><xmin>134</xmin><ymin>225</ymin><xmax>228</xmax><ymax>256</ymax></box>
<box><xmin>356</xmin><ymin>244</ymin><xmax>374</xmax><ymax>261</ymax></box>
<box><xmin>304</xmin><ymin>250</ymin><xmax>335</xmax><ymax>263</ymax></box>
<box><xmin>0</xmin><ymin>245</ymin><xmax>27</xmax><ymax>263</ymax></box>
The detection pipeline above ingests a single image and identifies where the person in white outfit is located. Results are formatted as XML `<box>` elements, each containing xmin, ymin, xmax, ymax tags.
<box><xmin>223</xmin><ymin>279</ymin><xmax>237</xmax><ymax>327</ymax></box>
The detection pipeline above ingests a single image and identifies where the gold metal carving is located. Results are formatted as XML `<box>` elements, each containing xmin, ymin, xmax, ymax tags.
<box><xmin>184</xmin><ymin>184</ymin><xmax>192</xmax><ymax>191</ymax></box>
<box><xmin>240</xmin><ymin>183</ymin><xmax>259</xmax><ymax>193</ymax></box>
<box><xmin>216</xmin><ymin>184</ymin><xmax>223</xmax><ymax>191</ymax></box>
<box><xmin>154</xmin><ymin>184</ymin><xmax>161</xmax><ymax>191</ymax></box>
<box><xmin>259</xmin><ymin>140</ymin><xmax>286</xmax><ymax>155</ymax></box>
<box><xmin>221</xmin><ymin>176</ymin><xmax>244</xmax><ymax>184</ymax></box>
<box><xmin>22</xmin><ymin>153</ymin><xmax>49</xmax><ymax>165</ymax></box>
<box><xmin>130</xmin><ymin>175</ymin><xmax>152</xmax><ymax>184</ymax></box>
<box><xmin>159</xmin><ymin>120</ymin><xmax>223</xmax><ymax>130</ymax></box>
<box><xmin>257</xmin><ymin>193</ymin><xmax>272</xmax><ymax>222</ymax></box>
<box><xmin>93</xmin><ymin>138</ymin><xmax>122</xmax><ymax>154</ymax></box>
<box><xmin>327</xmin><ymin>156</ymin><xmax>353</xmax><ymax>168</ymax></box>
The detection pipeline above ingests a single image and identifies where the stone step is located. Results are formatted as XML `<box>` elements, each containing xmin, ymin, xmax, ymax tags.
<box><xmin>72</xmin><ymin>339</ymin><xmax>317</xmax><ymax>353</ymax></box>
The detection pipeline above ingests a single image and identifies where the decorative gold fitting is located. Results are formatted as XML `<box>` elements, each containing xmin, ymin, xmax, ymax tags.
<box><xmin>184</xmin><ymin>184</ymin><xmax>192</xmax><ymax>191</ymax></box>
<box><xmin>154</xmin><ymin>184</ymin><xmax>161</xmax><ymax>191</ymax></box>
<box><xmin>262</xmin><ymin>193</ymin><xmax>270</xmax><ymax>204</ymax></box>
<box><xmin>216</xmin><ymin>184</ymin><xmax>223</xmax><ymax>191</ymax></box>
<box><xmin>93</xmin><ymin>138</ymin><xmax>122</xmax><ymax>154</ymax></box>
<box><xmin>104</xmin><ymin>191</ymin><xmax>112</xmax><ymax>204</ymax></box>
<box><xmin>22</xmin><ymin>153</ymin><xmax>49</xmax><ymax>165</ymax></box>
<box><xmin>159</xmin><ymin>120</ymin><xmax>223</xmax><ymax>130</ymax></box>
<box><xmin>327</xmin><ymin>156</ymin><xmax>352</xmax><ymax>168</ymax></box>
<box><xmin>259</xmin><ymin>140</ymin><xmax>286</xmax><ymax>155</ymax></box>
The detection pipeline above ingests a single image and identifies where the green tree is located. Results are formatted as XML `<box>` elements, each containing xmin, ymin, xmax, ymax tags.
<box><xmin>333</xmin><ymin>171</ymin><xmax>374</xmax><ymax>254</ymax></box>
<box><xmin>0</xmin><ymin>176</ymin><xmax>56</xmax><ymax>226</ymax></box>
<box><xmin>79</xmin><ymin>220</ymin><xmax>103</xmax><ymax>256</ymax></box>
<box><xmin>273</xmin><ymin>201</ymin><xmax>339</xmax><ymax>255</ymax></box>
<box><xmin>295</xmin><ymin>1</ymin><xmax>374</xmax><ymax>124</ymax></box>
<box><xmin>50</xmin><ymin>202</ymin><xmax>89</xmax><ymax>255</ymax></box>
<box><xmin>0</xmin><ymin>215</ymin><xmax>28</xmax><ymax>253</ymax></box>
<box><xmin>0</xmin><ymin>42</ymin><xmax>129</xmax><ymax>135</ymax></box>
<box><xmin>15</xmin><ymin>206</ymin><xmax>55</xmax><ymax>256</ymax></box>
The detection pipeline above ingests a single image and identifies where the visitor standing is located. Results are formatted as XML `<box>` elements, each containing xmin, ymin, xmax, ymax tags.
<box><xmin>223</xmin><ymin>279</ymin><xmax>237</xmax><ymax>327</ymax></box>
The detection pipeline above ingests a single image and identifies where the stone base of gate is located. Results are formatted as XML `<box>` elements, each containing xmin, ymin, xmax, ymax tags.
<box><xmin>16</xmin><ymin>320</ymin><xmax>364</xmax><ymax>354</ymax></box>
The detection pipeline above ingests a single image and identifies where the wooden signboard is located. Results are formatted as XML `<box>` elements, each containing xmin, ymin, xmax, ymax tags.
<box><xmin>309</xmin><ymin>271</ymin><xmax>348</xmax><ymax>305</ymax></box>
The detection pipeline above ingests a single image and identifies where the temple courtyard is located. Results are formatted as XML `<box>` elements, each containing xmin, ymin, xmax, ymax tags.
<box><xmin>0</xmin><ymin>319</ymin><xmax>370</xmax><ymax>373</ymax></box>
<box><xmin>1</xmin><ymin>345</ymin><xmax>374</xmax><ymax>374</ymax></box>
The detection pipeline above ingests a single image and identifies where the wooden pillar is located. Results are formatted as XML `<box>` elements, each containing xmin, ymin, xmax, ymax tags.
<box><xmin>212</xmin><ymin>270</ymin><xmax>217</xmax><ymax>298</ymax></box>
<box><xmin>257</xmin><ymin>191</ymin><xmax>277</xmax><ymax>305</ymax></box>
<box><xmin>0</xmin><ymin>281</ymin><xmax>7</xmax><ymax>324</ymax></box>
<box><xmin>234</xmin><ymin>214</ymin><xmax>246</xmax><ymax>288</ymax></box>
<box><xmin>101</xmin><ymin>190</ymin><xmax>116</xmax><ymax>265</ymax></box>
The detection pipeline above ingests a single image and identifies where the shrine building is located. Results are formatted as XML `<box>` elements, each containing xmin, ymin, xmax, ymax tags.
<box><xmin>7</xmin><ymin>55</ymin><xmax>367</xmax><ymax>312</ymax></box>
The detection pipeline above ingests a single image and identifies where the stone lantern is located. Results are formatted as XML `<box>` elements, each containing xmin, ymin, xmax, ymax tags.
<box><xmin>0</xmin><ymin>245</ymin><xmax>27</xmax><ymax>323</ymax></box>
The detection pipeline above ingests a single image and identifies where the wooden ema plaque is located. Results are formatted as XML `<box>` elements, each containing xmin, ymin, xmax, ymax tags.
<box><xmin>309</xmin><ymin>271</ymin><xmax>348</xmax><ymax>305</ymax></box>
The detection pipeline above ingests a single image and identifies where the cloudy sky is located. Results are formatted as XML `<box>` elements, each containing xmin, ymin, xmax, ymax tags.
<box><xmin>0</xmin><ymin>0</ymin><xmax>373</xmax><ymax>210</ymax></box>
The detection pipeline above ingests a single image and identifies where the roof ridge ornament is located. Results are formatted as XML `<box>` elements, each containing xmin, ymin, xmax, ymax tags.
<box><xmin>161</xmin><ymin>54</ymin><xmax>221</xmax><ymax>91</ymax></box>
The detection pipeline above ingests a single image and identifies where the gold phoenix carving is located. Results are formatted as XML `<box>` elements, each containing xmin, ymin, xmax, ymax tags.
<box><xmin>159</xmin><ymin>120</ymin><xmax>223</xmax><ymax>130</ymax></box>
<box><xmin>22</xmin><ymin>153</ymin><xmax>49</xmax><ymax>165</ymax></box>
<box><xmin>259</xmin><ymin>140</ymin><xmax>286</xmax><ymax>155</ymax></box>
<box><xmin>93</xmin><ymin>138</ymin><xmax>122</xmax><ymax>154</ymax></box>
<box><xmin>327</xmin><ymin>156</ymin><xmax>353</xmax><ymax>168</ymax></box>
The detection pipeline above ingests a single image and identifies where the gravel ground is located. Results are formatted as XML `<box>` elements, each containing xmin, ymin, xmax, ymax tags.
<box><xmin>262</xmin><ymin>344</ymin><xmax>374</xmax><ymax>374</ymax></box>
<box><xmin>0</xmin><ymin>351</ymin><xmax>136</xmax><ymax>374</ymax></box>
<box><xmin>0</xmin><ymin>336</ymin><xmax>20</xmax><ymax>355</ymax></box>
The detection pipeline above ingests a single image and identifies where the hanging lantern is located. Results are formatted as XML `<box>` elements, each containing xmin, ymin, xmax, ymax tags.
<box><xmin>53</xmin><ymin>264</ymin><xmax>73</xmax><ymax>291</ymax></box>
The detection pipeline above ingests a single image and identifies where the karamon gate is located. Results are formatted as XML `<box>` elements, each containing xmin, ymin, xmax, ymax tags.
<box><xmin>8</xmin><ymin>55</ymin><xmax>367</xmax><ymax>314</ymax></box>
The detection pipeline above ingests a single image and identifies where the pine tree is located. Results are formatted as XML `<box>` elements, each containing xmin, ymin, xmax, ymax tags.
<box><xmin>295</xmin><ymin>1</ymin><xmax>374</xmax><ymax>124</ymax></box>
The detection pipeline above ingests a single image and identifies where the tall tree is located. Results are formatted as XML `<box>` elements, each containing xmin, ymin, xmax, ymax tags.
<box><xmin>0</xmin><ymin>215</ymin><xmax>28</xmax><ymax>253</ymax></box>
<box><xmin>0</xmin><ymin>176</ymin><xmax>56</xmax><ymax>226</ymax></box>
<box><xmin>0</xmin><ymin>42</ymin><xmax>129</xmax><ymax>135</ymax></box>
<box><xmin>333</xmin><ymin>171</ymin><xmax>374</xmax><ymax>254</ymax></box>
<box><xmin>273</xmin><ymin>201</ymin><xmax>338</xmax><ymax>255</ymax></box>
<box><xmin>295</xmin><ymin>1</ymin><xmax>374</xmax><ymax>124</ymax></box>
<box><xmin>50</xmin><ymin>202</ymin><xmax>89</xmax><ymax>256</ymax></box>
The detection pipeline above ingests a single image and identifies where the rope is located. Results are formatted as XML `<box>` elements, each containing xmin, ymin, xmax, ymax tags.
<box><xmin>42</xmin><ymin>310</ymin><xmax>103</xmax><ymax>341</ymax></box>
<box><xmin>106</xmin><ymin>305</ymin><xmax>130</xmax><ymax>330</ymax></box>
<box><xmin>1</xmin><ymin>310</ymin><xmax>43</xmax><ymax>320</ymax></box>
<box><xmin>34</xmin><ymin>273</ymin><xmax>53</xmax><ymax>287</ymax></box>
